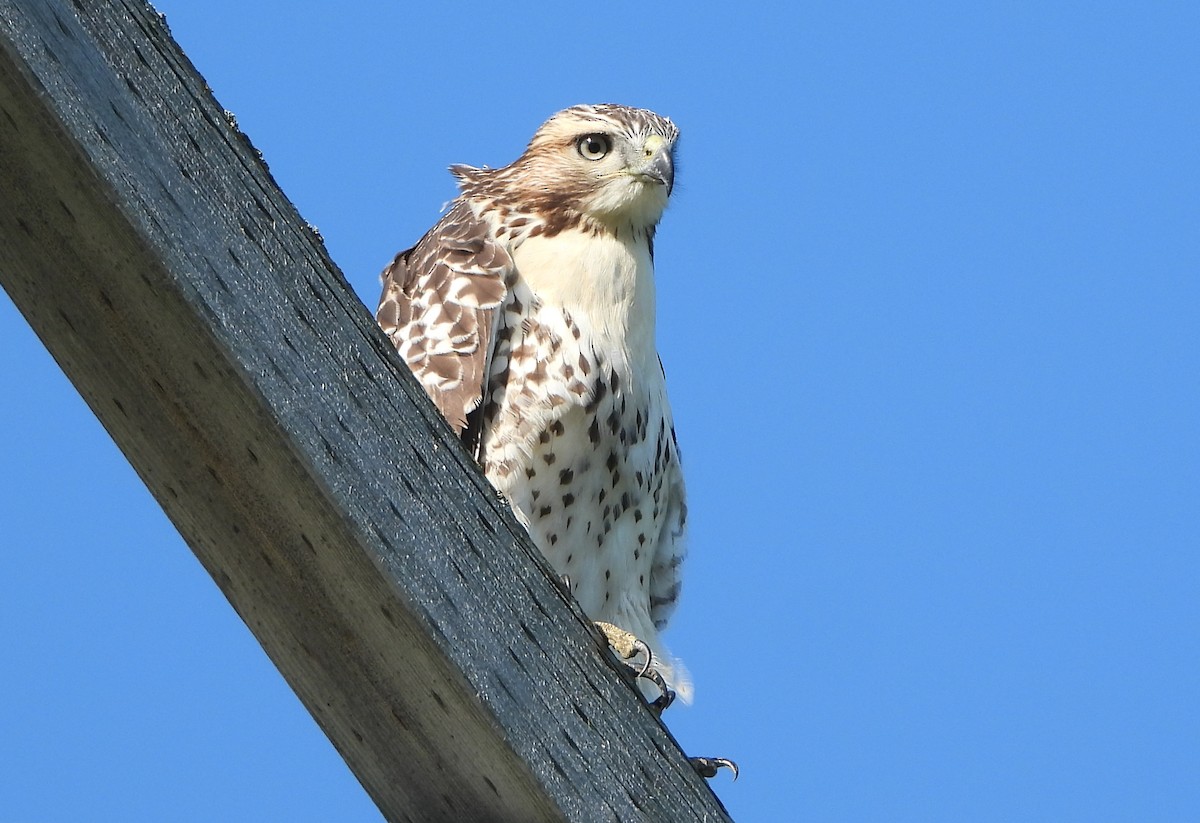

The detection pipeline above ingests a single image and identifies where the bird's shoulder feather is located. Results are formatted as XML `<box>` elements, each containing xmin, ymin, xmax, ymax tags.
<box><xmin>377</xmin><ymin>199</ymin><xmax>512</xmax><ymax>436</ymax></box>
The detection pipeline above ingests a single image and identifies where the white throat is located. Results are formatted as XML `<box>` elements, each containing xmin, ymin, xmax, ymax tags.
<box><xmin>511</xmin><ymin>227</ymin><xmax>657</xmax><ymax>377</ymax></box>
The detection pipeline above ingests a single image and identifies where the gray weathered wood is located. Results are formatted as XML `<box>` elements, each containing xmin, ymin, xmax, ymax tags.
<box><xmin>0</xmin><ymin>1</ymin><xmax>733</xmax><ymax>820</ymax></box>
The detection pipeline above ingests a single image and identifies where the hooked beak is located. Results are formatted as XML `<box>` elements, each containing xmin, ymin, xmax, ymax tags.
<box><xmin>636</xmin><ymin>135</ymin><xmax>674</xmax><ymax>194</ymax></box>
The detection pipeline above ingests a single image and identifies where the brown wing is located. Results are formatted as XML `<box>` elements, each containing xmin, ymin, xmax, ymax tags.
<box><xmin>377</xmin><ymin>200</ymin><xmax>512</xmax><ymax>435</ymax></box>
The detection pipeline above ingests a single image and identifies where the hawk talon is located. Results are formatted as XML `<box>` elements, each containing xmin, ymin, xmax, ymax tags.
<box><xmin>629</xmin><ymin>636</ymin><xmax>655</xmax><ymax>678</ymax></box>
<box><xmin>649</xmin><ymin>683</ymin><xmax>676</xmax><ymax>714</ymax></box>
<box><xmin>593</xmin><ymin>621</ymin><xmax>675</xmax><ymax>712</ymax></box>
<box><xmin>689</xmin><ymin>756</ymin><xmax>739</xmax><ymax>780</ymax></box>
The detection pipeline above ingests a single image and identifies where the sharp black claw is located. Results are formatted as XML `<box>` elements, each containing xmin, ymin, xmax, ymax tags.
<box><xmin>635</xmin><ymin>657</ymin><xmax>674</xmax><ymax>714</ymax></box>
<box><xmin>631</xmin><ymin>637</ymin><xmax>654</xmax><ymax>678</ymax></box>
<box><xmin>689</xmin><ymin>756</ymin><xmax>739</xmax><ymax>780</ymax></box>
<box><xmin>650</xmin><ymin>686</ymin><xmax>676</xmax><ymax>714</ymax></box>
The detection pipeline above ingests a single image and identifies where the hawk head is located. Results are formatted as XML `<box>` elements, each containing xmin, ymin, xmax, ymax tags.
<box><xmin>452</xmin><ymin>104</ymin><xmax>679</xmax><ymax>236</ymax></box>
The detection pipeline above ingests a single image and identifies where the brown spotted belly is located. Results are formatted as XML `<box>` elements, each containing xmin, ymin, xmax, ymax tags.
<box><xmin>487</xmin><ymin>392</ymin><xmax>671</xmax><ymax>626</ymax></box>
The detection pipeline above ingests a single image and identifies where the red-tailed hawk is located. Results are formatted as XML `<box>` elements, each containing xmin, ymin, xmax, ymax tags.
<box><xmin>377</xmin><ymin>104</ymin><xmax>690</xmax><ymax>708</ymax></box>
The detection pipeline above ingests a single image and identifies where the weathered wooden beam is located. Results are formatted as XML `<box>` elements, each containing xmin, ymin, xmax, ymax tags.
<box><xmin>0</xmin><ymin>1</ymin><xmax>732</xmax><ymax>820</ymax></box>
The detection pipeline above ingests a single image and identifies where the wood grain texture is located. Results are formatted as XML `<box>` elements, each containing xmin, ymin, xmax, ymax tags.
<box><xmin>0</xmin><ymin>1</ymin><xmax>733</xmax><ymax>820</ymax></box>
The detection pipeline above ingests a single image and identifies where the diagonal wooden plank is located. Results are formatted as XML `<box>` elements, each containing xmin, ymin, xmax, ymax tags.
<box><xmin>0</xmin><ymin>0</ymin><xmax>732</xmax><ymax>820</ymax></box>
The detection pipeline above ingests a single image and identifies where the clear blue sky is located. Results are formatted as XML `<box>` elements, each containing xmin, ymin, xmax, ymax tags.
<box><xmin>3</xmin><ymin>2</ymin><xmax>1197</xmax><ymax>820</ymax></box>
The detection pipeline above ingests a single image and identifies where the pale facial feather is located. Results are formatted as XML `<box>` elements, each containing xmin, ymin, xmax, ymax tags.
<box><xmin>455</xmin><ymin>104</ymin><xmax>678</xmax><ymax>237</ymax></box>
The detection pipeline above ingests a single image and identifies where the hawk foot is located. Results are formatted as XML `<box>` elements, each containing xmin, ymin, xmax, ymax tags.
<box><xmin>593</xmin><ymin>620</ymin><xmax>676</xmax><ymax>713</ymax></box>
<box><xmin>689</xmin><ymin>756</ymin><xmax>739</xmax><ymax>780</ymax></box>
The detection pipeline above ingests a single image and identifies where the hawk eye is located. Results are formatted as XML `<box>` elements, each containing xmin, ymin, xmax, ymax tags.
<box><xmin>576</xmin><ymin>134</ymin><xmax>612</xmax><ymax>161</ymax></box>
